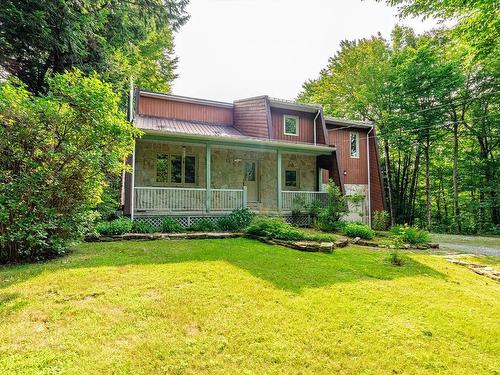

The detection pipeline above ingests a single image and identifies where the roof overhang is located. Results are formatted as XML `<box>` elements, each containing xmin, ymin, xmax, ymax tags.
<box><xmin>139</xmin><ymin>128</ymin><xmax>335</xmax><ymax>155</ymax></box>
<box><xmin>325</xmin><ymin>116</ymin><xmax>374</xmax><ymax>129</ymax></box>
<box><xmin>139</xmin><ymin>90</ymin><xmax>234</xmax><ymax>109</ymax></box>
<box><xmin>268</xmin><ymin>98</ymin><xmax>322</xmax><ymax>114</ymax></box>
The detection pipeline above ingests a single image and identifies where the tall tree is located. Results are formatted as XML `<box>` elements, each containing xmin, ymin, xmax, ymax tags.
<box><xmin>0</xmin><ymin>0</ymin><xmax>189</xmax><ymax>96</ymax></box>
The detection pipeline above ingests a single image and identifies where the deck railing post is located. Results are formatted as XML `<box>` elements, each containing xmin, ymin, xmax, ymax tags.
<box><xmin>242</xmin><ymin>186</ymin><xmax>248</xmax><ymax>208</ymax></box>
<box><xmin>277</xmin><ymin>149</ymin><xmax>282</xmax><ymax>211</ymax></box>
<box><xmin>205</xmin><ymin>143</ymin><xmax>211</xmax><ymax>213</ymax></box>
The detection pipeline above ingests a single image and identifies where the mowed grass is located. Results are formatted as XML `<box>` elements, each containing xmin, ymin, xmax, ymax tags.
<box><xmin>0</xmin><ymin>239</ymin><xmax>499</xmax><ymax>374</ymax></box>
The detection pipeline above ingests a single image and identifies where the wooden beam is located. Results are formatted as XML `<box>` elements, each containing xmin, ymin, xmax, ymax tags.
<box><xmin>206</xmin><ymin>143</ymin><xmax>211</xmax><ymax>212</ymax></box>
<box><xmin>277</xmin><ymin>149</ymin><xmax>282</xmax><ymax>210</ymax></box>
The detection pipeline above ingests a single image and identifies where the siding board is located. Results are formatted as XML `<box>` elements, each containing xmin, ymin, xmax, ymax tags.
<box><xmin>233</xmin><ymin>97</ymin><xmax>269</xmax><ymax>138</ymax></box>
<box><xmin>138</xmin><ymin>95</ymin><xmax>233</xmax><ymax>125</ymax></box>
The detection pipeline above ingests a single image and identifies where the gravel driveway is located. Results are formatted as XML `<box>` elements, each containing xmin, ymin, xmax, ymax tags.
<box><xmin>430</xmin><ymin>234</ymin><xmax>500</xmax><ymax>256</ymax></box>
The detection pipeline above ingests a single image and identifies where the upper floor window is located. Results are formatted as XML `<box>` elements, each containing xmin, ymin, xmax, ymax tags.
<box><xmin>156</xmin><ymin>154</ymin><xmax>197</xmax><ymax>184</ymax></box>
<box><xmin>350</xmin><ymin>132</ymin><xmax>359</xmax><ymax>158</ymax></box>
<box><xmin>283</xmin><ymin>115</ymin><xmax>299</xmax><ymax>136</ymax></box>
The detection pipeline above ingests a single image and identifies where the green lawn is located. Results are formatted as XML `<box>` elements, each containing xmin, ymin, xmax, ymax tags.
<box><xmin>1</xmin><ymin>239</ymin><xmax>499</xmax><ymax>374</ymax></box>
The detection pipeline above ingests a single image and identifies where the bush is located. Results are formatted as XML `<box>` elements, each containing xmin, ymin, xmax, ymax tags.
<box><xmin>189</xmin><ymin>219</ymin><xmax>218</xmax><ymax>232</ymax></box>
<box><xmin>372</xmin><ymin>210</ymin><xmax>389</xmax><ymax>231</ymax></box>
<box><xmin>388</xmin><ymin>249</ymin><xmax>405</xmax><ymax>266</ymax></box>
<box><xmin>96</xmin><ymin>218</ymin><xmax>133</xmax><ymax>235</ymax></box>
<box><xmin>0</xmin><ymin>71</ymin><xmax>139</xmax><ymax>263</ymax></box>
<box><xmin>160</xmin><ymin>218</ymin><xmax>183</xmax><ymax>233</ymax></box>
<box><xmin>217</xmin><ymin>208</ymin><xmax>255</xmax><ymax>231</ymax></box>
<box><xmin>245</xmin><ymin>216</ymin><xmax>335</xmax><ymax>242</ymax></box>
<box><xmin>314</xmin><ymin>181</ymin><xmax>348</xmax><ymax>231</ymax></box>
<box><xmin>391</xmin><ymin>225</ymin><xmax>430</xmax><ymax>245</ymax></box>
<box><xmin>343</xmin><ymin>223</ymin><xmax>375</xmax><ymax>239</ymax></box>
<box><xmin>132</xmin><ymin>221</ymin><xmax>156</xmax><ymax>234</ymax></box>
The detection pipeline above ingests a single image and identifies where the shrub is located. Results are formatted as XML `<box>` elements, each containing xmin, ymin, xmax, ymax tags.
<box><xmin>217</xmin><ymin>208</ymin><xmax>255</xmax><ymax>231</ymax></box>
<box><xmin>245</xmin><ymin>216</ymin><xmax>335</xmax><ymax>242</ymax></box>
<box><xmin>314</xmin><ymin>181</ymin><xmax>348</xmax><ymax>231</ymax></box>
<box><xmin>160</xmin><ymin>218</ymin><xmax>183</xmax><ymax>233</ymax></box>
<box><xmin>189</xmin><ymin>219</ymin><xmax>218</xmax><ymax>232</ymax></box>
<box><xmin>0</xmin><ymin>71</ymin><xmax>139</xmax><ymax>262</ymax></box>
<box><xmin>372</xmin><ymin>210</ymin><xmax>389</xmax><ymax>231</ymax></box>
<box><xmin>391</xmin><ymin>225</ymin><xmax>430</xmax><ymax>245</ymax></box>
<box><xmin>96</xmin><ymin>218</ymin><xmax>133</xmax><ymax>235</ymax></box>
<box><xmin>308</xmin><ymin>199</ymin><xmax>323</xmax><ymax>219</ymax></box>
<box><xmin>388</xmin><ymin>249</ymin><xmax>405</xmax><ymax>266</ymax></box>
<box><xmin>343</xmin><ymin>223</ymin><xmax>375</xmax><ymax>239</ymax></box>
<box><xmin>132</xmin><ymin>221</ymin><xmax>156</xmax><ymax>234</ymax></box>
<box><xmin>291</xmin><ymin>196</ymin><xmax>307</xmax><ymax>216</ymax></box>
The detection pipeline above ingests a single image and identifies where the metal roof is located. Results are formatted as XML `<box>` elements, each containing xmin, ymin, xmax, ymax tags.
<box><xmin>135</xmin><ymin>115</ymin><xmax>244</xmax><ymax>138</ymax></box>
<box><xmin>324</xmin><ymin>116</ymin><xmax>373</xmax><ymax>129</ymax></box>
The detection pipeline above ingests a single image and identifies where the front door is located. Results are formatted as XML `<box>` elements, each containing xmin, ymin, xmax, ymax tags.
<box><xmin>243</xmin><ymin>160</ymin><xmax>259</xmax><ymax>202</ymax></box>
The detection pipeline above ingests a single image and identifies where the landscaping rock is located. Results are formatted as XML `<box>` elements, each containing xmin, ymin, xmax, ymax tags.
<box><xmin>335</xmin><ymin>239</ymin><xmax>349</xmax><ymax>248</ymax></box>
<box><xmin>428</xmin><ymin>243</ymin><xmax>439</xmax><ymax>249</ymax></box>
<box><xmin>357</xmin><ymin>240</ymin><xmax>379</xmax><ymax>247</ymax></box>
<box><xmin>403</xmin><ymin>244</ymin><xmax>411</xmax><ymax>249</ymax></box>
<box><xmin>351</xmin><ymin>237</ymin><xmax>361</xmax><ymax>244</ymax></box>
<box><xmin>319</xmin><ymin>242</ymin><xmax>334</xmax><ymax>253</ymax></box>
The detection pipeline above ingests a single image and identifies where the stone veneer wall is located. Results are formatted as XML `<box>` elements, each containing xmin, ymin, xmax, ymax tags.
<box><xmin>343</xmin><ymin>183</ymin><xmax>368</xmax><ymax>224</ymax></box>
<box><xmin>134</xmin><ymin>140</ymin><xmax>319</xmax><ymax>212</ymax></box>
<box><xmin>134</xmin><ymin>140</ymin><xmax>206</xmax><ymax>187</ymax></box>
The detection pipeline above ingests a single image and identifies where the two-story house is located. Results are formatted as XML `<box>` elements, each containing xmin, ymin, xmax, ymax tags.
<box><xmin>122</xmin><ymin>89</ymin><xmax>385</xmax><ymax>227</ymax></box>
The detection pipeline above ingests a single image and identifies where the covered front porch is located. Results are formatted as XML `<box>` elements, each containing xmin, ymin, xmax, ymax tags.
<box><xmin>126</xmin><ymin>134</ymin><xmax>341</xmax><ymax>218</ymax></box>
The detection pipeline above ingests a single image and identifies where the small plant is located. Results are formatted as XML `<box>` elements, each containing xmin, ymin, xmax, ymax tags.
<box><xmin>343</xmin><ymin>223</ymin><xmax>375</xmax><ymax>240</ymax></box>
<box><xmin>95</xmin><ymin>218</ymin><xmax>133</xmax><ymax>235</ymax></box>
<box><xmin>160</xmin><ymin>217</ymin><xmax>183</xmax><ymax>233</ymax></box>
<box><xmin>131</xmin><ymin>221</ymin><xmax>156</xmax><ymax>234</ymax></box>
<box><xmin>372</xmin><ymin>210</ymin><xmax>389</xmax><ymax>231</ymax></box>
<box><xmin>315</xmin><ymin>181</ymin><xmax>348</xmax><ymax>231</ymax></box>
<box><xmin>391</xmin><ymin>224</ymin><xmax>429</xmax><ymax>245</ymax></box>
<box><xmin>291</xmin><ymin>196</ymin><xmax>307</xmax><ymax>216</ymax></box>
<box><xmin>217</xmin><ymin>208</ymin><xmax>255</xmax><ymax>231</ymax></box>
<box><xmin>388</xmin><ymin>248</ymin><xmax>405</xmax><ymax>266</ymax></box>
<box><xmin>308</xmin><ymin>199</ymin><xmax>323</xmax><ymax>219</ymax></box>
<box><xmin>189</xmin><ymin>219</ymin><xmax>218</xmax><ymax>232</ymax></box>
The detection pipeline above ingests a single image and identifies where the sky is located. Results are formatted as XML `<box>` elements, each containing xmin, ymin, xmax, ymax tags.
<box><xmin>172</xmin><ymin>0</ymin><xmax>441</xmax><ymax>102</ymax></box>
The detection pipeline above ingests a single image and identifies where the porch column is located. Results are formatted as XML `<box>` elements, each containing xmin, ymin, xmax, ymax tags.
<box><xmin>277</xmin><ymin>149</ymin><xmax>282</xmax><ymax>210</ymax></box>
<box><xmin>130</xmin><ymin>141</ymin><xmax>136</xmax><ymax>221</ymax></box>
<box><xmin>205</xmin><ymin>143</ymin><xmax>211</xmax><ymax>212</ymax></box>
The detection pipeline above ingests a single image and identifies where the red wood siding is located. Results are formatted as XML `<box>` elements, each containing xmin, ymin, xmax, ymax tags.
<box><xmin>328</xmin><ymin>126</ymin><xmax>368</xmax><ymax>184</ymax></box>
<box><xmin>233</xmin><ymin>97</ymin><xmax>269</xmax><ymax>138</ymax></box>
<box><xmin>369</xmin><ymin>130</ymin><xmax>385</xmax><ymax>215</ymax></box>
<box><xmin>138</xmin><ymin>95</ymin><xmax>234</xmax><ymax>125</ymax></box>
<box><xmin>271</xmin><ymin>108</ymin><xmax>317</xmax><ymax>144</ymax></box>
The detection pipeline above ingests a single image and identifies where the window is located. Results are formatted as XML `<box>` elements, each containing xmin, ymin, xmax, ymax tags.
<box><xmin>284</xmin><ymin>115</ymin><xmax>299</xmax><ymax>136</ymax></box>
<box><xmin>156</xmin><ymin>154</ymin><xmax>197</xmax><ymax>184</ymax></box>
<box><xmin>350</xmin><ymin>132</ymin><xmax>359</xmax><ymax>158</ymax></box>
<box><xmin>285</xmin><ymin>170</ymin><xmax>298</xmax><ymax>188</ymax></box>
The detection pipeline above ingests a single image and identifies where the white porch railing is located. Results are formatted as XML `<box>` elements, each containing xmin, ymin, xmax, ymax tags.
<box><xmin>281</xmin><ymin>191</ymin><xmax>329</xmax><ymax>211</ymax></box>
<box><xmin>134</xmin><ymin>187</ymin><xmax>247</xmax><ymax>213</ymax></box>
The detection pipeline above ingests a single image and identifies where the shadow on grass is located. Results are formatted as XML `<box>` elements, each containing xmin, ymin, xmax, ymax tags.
<box><xmin>0</xmin><ymin>238</ymin><xmax>445</xmax><ymax>293</ymax></box>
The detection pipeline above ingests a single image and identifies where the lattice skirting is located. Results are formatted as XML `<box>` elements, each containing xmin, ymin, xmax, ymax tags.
<box><xmin>133</xmin><ymin>213</ymin><xmax>312</xmax><ymax>228</ymax></box>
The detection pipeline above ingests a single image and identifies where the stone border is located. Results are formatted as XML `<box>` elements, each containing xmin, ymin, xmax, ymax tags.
<box><xmin>444</xmin><ymin>254</ymin><xmax>500</xmax><ymax>282</ymax></box>
<box><xmin>86</xmin><ymin>232</ymin><xmax>243</xmax><ymax>242</ymax></box>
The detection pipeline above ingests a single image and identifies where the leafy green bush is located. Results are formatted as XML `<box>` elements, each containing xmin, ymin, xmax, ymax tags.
<box><xmin>343</xmin><ymin>223</ymin><xmax>375</xmax><ymax>240</ymax></box>
<box><xmin>246</xmin><ymin>216</ymin><xmax>335</xmax><ymax>242</ymax></box>
<box><xmin>217</xmin><ymin>208</ymin><xmax>255</xmax><ymax>231</ymax></box>
<box><xmin>95</xmin><ymin>218</ymin><xmax>133</xmax><ymax>235</ymax></box>
<box><xmin>314</xmin><ymin>181</ymin><xmax>348</xmax><ymax>231</ymax></box>
<box><xmin>0</xmin><ymin>71</ymin><xmax>139</xmax><ymax>262</ymax></box>
<box><xmin>391</xmin><ymin>225</ymin><xmax>430</xmax><ymax>245</ymax></box>
<box><xmin>372</xmin><ymin>210</ymin><xmax>389</xmax><ymax>231</ymax></box>
<box><xmin>189</xmin><ymin>219</ymin><xmax>218</xmax><ymax>232</ymax></box>
<box><xmin>388</xmin><ymin>249</ymin><xmax>405</xmax><ymax>266</ymax></box>
<box><xmin>160</xmin><ymin>218</ymin><xmax>183</xmax><ymax>233</ymax></box>
<box><xmin>132</xmin><ymin>221</ymin><xmax>156</xmax><ymax>234</ymax></box>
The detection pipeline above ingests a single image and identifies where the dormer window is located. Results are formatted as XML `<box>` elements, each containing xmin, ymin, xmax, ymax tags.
<box><xmin>350</xmin><ymin>132</ymin><xmax>359</xmax><ymax>158</ymax></box>
<box><xmin>283</xmin><ymin>115</ymin><xmax>299</xmax><ymax>136</ymax></box>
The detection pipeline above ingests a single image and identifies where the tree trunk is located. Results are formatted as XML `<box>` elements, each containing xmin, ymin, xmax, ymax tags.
<box><xmin>383</xmin><ymin>139</ymin><xmax>395</xmax><ymax>226</ymax></box>
<box><xmin>425</xmin><ymin>134</ymin><xmax>431</xmax><ymax>230</ymax></box>
<box><xmin>452</xmin><ymin>120</ymin><xmax>461</xmax><ymax>233</ymax></box>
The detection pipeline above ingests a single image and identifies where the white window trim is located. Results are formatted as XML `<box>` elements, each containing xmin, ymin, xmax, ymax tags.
<box><xmin>283</xmin><ymin>115</ymin><xmax>299</xmax><ymax>136</ymax></box>
<box><xmin>155</xmin><ymin>153</ymin><xmax>197</xmax><ymax>186</ymax></box>
<box><xmin>350</xmin><ymin>131</ymin><xmax>360</xmax><ymax>158</ymax></box>
<box><xmin>284</xmin><ymin>169</ymin><xmax>300</xmax><ymax>189</ymax></box>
